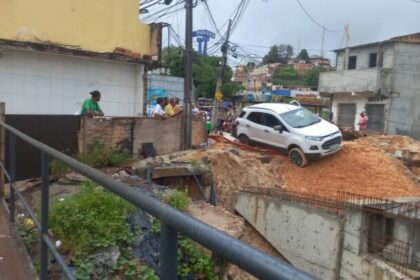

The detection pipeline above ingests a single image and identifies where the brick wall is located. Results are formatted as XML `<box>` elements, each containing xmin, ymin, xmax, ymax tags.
<box><xmin>79</xmin><ymin>115</ymin><xmax>206</xmax><ymax>157</ymax></box>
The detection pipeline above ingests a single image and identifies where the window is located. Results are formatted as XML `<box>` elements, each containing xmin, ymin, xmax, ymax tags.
<box><xmin>261</xmin><ymin>113</ymin><xmax>281</xmax><ymax>128</ymax></box>
<box><xmin>239</xmin><ymin>111</ymin><xmax>246</xmax><ymax>118</ymax></box>
<box><xmin>369</xmin><ymin>53</ymin><xmax>377</xmax><ymax>67</ymax></box>
<box><xmin>247</xmin><ymin>112</ymin><xmax>262</xmax><ymax>124</ymax></box>
<box><xmin>348</xmin><ymin>56</ymin><xmax>357</xmax><ymax>69</ymax></box>
<box><xmin>280</xmin><ymin>108</ymin><xmax>321</xmax><ymax>128</ymax></box>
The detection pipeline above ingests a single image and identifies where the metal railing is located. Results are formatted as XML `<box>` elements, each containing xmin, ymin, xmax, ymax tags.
<box><xmin>0</xmin><ymin>120</ymin><xmax>316</xmax><ymax>280</ymax></box>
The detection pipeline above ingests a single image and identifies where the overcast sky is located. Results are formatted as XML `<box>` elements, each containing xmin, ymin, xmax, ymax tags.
<box><xmin>142</xmin><ymin>0</ymin><xmax>420</xmax><ymax>65</ymax></box>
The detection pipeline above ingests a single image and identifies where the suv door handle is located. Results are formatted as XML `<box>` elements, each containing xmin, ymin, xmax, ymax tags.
<box><xmin>246</xmin><ymin>124</ymin><xmax>251</xmax><ymax>128</ymax></box>
<box><xmin>264</xmin><ymin>129</ymin><xmax>269</xmax><ymax>133</ymax></box>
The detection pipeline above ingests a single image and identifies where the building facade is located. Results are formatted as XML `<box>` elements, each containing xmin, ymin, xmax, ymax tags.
<box><xmin>0</xmin><ymin>0</ymin><xmax>160</xmax><ymax>116</ymax></box>
<box><xmin>319</xmin><ymin>33</ymin><xmax>420</xmax><ymax>139</ymax></box>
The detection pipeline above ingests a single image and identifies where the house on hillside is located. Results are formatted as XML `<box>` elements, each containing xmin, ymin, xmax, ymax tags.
<box><xmin>319</xmin><ymin>33</ymin><xmax>420</xmax><ymax>139</ymax></box>
<box><xmin>0</xmin><ymin>0</ymin><xmax>161</xmax><ymax>116</ymax></box>
<box><xmin>309</xmin><ymin>55</ymin><xmax>332</xmax><ymax>69</ymax></box>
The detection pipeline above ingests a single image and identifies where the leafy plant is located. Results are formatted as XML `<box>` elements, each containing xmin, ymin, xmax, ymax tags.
<box><xmin>167</xmin><ymin>190</ymin><xmax>190</xmax><ymax>212</ymax></box>
<box><xmin>50</xmin><ymin>159</ymin><xmax>70</xmax><ymax>179</ymax></box>
<box><xmin>49</xmin><ymin>181</ymin><xmax>137</xmax><ymax>255</ymax></box>
<box><xmin>74</xmin><ymin>257</ymin><xmax>94</xmax><ymax>280</ymax></box>
<box><xmin>178</xmin><ymin>237</ymin><xmax>218</xmax><ymax>280</ymax></box>
<box><xmin>115</xmin><ymin>248</ymin><xmax>158</xmax><ymax>280</ymax></box>
<box><xmin>77</xmin><ymin>141</ymin><xmax>131</xmax><ymax>168</ymax></box>
<box><xmin>16</xmin><ymin>217</ymin><xmax>38</xmax><ymax>249</ymax></box>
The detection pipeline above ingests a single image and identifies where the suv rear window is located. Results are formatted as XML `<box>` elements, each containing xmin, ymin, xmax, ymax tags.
<box><xmin>239</xmin><ymin>111</ymin><xmax>246</xmax><ymax>118</ymax></box>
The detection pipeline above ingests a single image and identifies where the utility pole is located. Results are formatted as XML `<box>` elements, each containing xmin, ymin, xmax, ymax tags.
<box><xmin>320</xmin><ymin>27</ymin><xmax>325</xmax><ymax>58</ymax></box>
<box><xmin>182</xmin><ymin>0</ymin><xmax>193</xmax><ymax>150</ymax></box>
<box><xmin>343</xmin><ymin>23</ymin><xmax>350</xmax><ymax>70</ymax></box>
<box><xmin>211</xmin><ymin>19</ymin><xmax>232</xmax><ymax>129</ymax></box>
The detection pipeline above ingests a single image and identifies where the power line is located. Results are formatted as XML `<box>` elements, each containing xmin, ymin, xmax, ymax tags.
<box><xmin>295</xmin><ymin>0</ymin><xmax>341</xmax><ymax>33</ymax></box>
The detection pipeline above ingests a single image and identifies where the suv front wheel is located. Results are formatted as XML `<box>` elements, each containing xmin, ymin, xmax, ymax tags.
<box><xmin>289</xmin><ymin>147</ymin><xmax>308</xmax><ymax>167</ymax></box>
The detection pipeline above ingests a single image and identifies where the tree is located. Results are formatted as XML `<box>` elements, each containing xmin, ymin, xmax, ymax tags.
<box><xmin>303</xmin><ymin>66</ymin><xmax>326</xmax><ymax>88</ymax></box>
<box><xmin>262</xmin><ymin>44</ymin><xmax>294</xmax><ymax>64</ymax></box>
<box><xmin>162</xmin><ymin>46</ymin><xmax>186</xmax><ymax>77</ymax></box>
<box><xmin>297</xmin><ymin>49</ymin><xmax>310</xmax><ymax>62</ymax></box>
<box><xmin>162</xmin><ymin>47</ymin><xmax>239</xmax><ymax>98</ymax></box>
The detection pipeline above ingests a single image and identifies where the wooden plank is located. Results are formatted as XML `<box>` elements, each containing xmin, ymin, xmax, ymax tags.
<box><xmin>0</xmin><ymin>203</ymin><xmax>37</xmax><ymax>280</ymax></box>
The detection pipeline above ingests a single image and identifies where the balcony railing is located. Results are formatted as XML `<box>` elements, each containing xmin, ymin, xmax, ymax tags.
<box><xmin>0</xmin><ymin>120</ymin><xmax>316</xmax><ymax>280</ymax></box>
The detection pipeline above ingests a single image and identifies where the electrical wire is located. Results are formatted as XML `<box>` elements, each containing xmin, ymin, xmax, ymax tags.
<box><xmin>295</xmin><ymin>0</ymin><xmax>342</xmax><ymax>33</ymax></box>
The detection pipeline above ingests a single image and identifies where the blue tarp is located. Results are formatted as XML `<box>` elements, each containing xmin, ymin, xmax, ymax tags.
<box><xmin>271</xmin><ymin>89</ymin><xmax>291</xmax><ymax>96</ymax></box>
<box><xmin>147</xmin><ymin>88</ymin><xmax>166</xmax><ymax>105</ymax></box>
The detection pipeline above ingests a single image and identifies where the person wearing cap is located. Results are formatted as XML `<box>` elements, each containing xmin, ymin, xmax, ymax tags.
<box><xmin>81</xmin><ymin>90</ymin><xmax>104</xmax><ymax>117</ymax></box>
<box><xmin>153</xmin><ymin>97</ymin><xmax>166</xmax><ymax>118</ymax></box>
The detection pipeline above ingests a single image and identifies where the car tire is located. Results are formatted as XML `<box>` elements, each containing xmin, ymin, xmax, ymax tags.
<box><xmin>289</xmin><ymin>147</ymin><xmax>308</xmax><ymax>167</ymax></box>
<box><xmin>238</xmin><ymin>134</ymin><xmax>251</xmax><ymax>145</ymax></box>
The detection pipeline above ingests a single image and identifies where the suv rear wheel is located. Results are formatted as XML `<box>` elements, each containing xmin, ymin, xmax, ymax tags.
<box><xmin>238</xmin><ymin>134</ymin><xmax>251</xmax><ymax>145</ymax></box>
<box><xmin>289</xmin><ymin>147</ymin><xmax>308</xmax><ymax>167</ymax></box>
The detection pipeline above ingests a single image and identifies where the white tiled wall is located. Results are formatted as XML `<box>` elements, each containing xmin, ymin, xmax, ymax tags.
<box><xmin>0</xmin><ymin>49</ymin><xmax>144</xmax><ymax>116</ymax></box>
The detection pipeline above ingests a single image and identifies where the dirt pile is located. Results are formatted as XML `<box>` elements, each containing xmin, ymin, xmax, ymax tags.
<box><xmin>362</xmin><ymin>135</ymin><xmax>420</xmax><ymax>176</ymax></box>
<box><xmin>282</xmin><ymin>141</ymin><xmax>420</xmax><ymax>199</ymax></box>
<box><xmin>207</xmin><ymin>149</ymin><xmax>283</xmax><ymax>211</ymax></box>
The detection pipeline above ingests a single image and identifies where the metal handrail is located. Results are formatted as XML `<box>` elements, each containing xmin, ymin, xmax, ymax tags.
<box><xmin>0</xmin><ymin>120</ymin><xmax>316</xmax><ymax>280</ymax></box>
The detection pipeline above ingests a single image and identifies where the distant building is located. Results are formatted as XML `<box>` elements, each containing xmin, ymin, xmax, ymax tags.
<box><xmin>319</xmin><ymin>32</ymin><xmax>420</xmax><ymax>139</ymax></box>
<box><xmin>309</xmin><ymin>55</ymin><xmax>332</xmax><ymax>69</ymax></box>
<box><xmin>0</xmin><ymin>0</ymin><xmax>161</xmax><ymax>116</ymax></box>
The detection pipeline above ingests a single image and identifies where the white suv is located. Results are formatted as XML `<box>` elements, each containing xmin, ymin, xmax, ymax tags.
<box><xmin>235</xmin><ymin>103</ymin><xmax>343</xmax><ymax>167</ymax></box>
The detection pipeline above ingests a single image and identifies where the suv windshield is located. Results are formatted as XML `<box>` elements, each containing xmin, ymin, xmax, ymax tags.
<box><xmin>280</xmin><ymin>108</ymin><xmax>321</xmax><ymax>128</ymax></box>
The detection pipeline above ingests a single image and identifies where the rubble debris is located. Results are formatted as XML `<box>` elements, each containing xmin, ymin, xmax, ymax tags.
<box><xmin>89</xmin><ymin>246</ymin><xmax>120</xmax><ymax>279</ymax></box>
<box><xmin>338</xmin><ymin>126</ymin><xmax>360</xmax><ymax>141</ymax></box>
<box><xmin>205</xmin><ymin>149</ymin><xmax>283</xmax><ymax>211</ymax></box>
<box><xmin>188</xmin><ymin>201</ymin><xmax>245</xmax><ymax>238</ymax></box>
<box><xmin>362</xmin><ymin>135</ymin><xmax>420</xmax><ymax>177</ymax></box>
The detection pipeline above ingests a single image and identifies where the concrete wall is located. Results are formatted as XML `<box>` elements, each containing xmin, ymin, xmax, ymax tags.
<box><xmin>319</xmin><ymin>69</ymin><xmax>379</xmax><ymax>94</ymax></box>
<box><xmin>387</xmin><ymin>42</ymin><xmax>420</xmax><ymax>139</ymax></box>
<box><xmin>336</xmin><ymin>44</ymin><xmax>395</xmax><ymax>71</ymax></box>
<box><xmin>340</xmin><ymin>208</ymin><xmax>411</xmax><ymax>280</ymax></box>
<box><xmin>79</xmin><ymin>116</ymin><xmax>206</xmax><ymax>156</ymax></box>
<box><xmin>0</xmin><ymin>0</ymin><xmax>154</xmax><ymax>55</ymax></box>
<box><xmin>0</xmin><ymin>49</ymin><xmax>144</xmax><ymax>116</ymax></box>
<box><xmin>233</xmin><ymin>192</ymin><xmax>344</xmax><ymax>279</ymax></box>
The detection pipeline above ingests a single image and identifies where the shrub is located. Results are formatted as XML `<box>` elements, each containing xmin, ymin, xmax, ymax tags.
<box><xmin>49</xmin><ymin>181</ymin><xmax>137</xmax><ymax>255</ymax></box>
<box><xmin>77</xmin><ymin>141</ymin><xmax>131</xmax><ymax>168</ymax></box>
<box><xmin>50</xmin><ymin>159</ymin><xmax>70</xmax><ymax>179</ymax></box>
<box><xmin>167</xmin><ymin>190</ymin><xmax>190</xmax><ymax>212</ymax></box>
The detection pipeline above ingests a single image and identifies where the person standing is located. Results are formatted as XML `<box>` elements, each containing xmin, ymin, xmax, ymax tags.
<box><xmin>81</xmin><ymin>90</ymin><xmax>104</xmax><ymax>117</ymax></box>
<box><xmin>153</xmin><ymin>97</ymin><xmax>166</xmax><ymax>118</ymax></box>
<box><xmin>358</xmin><ymin>112</ymin><xmax>369</xmax><ymax>131</ymax></box>
<box><xmin>165</xmin><ymin>98</ymin><xmax>176</xmax><ymax>117</ymax></box>
<box><xmin>174</xmin><ymin>97</ymin><xmax>182</xmax><ymax>114</ymax></box>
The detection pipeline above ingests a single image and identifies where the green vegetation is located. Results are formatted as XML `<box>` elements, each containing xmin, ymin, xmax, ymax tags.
<box><xmin>167</xmin><ymin>190</ymin><xmax>190</xmax><ymax>212</ymax></box>
<box><xmin>262</xmin><ymin>44</ymin><xmax>294</xmax><ymax>64</ymax></box>
<box><xmin>115</xmin><ymin>248</ymin><xmax>159</xmax><ymax>280</ymax></box>
<box><xmin>49</xmin><ymin>181</ymin><xmax>137</xmax><ymax>255</ymax></box>
<box><xmin>302</xmin><ymin>66</ymin><xmax>326</xmax><ymax>87</ymax></box>
<box><xmin>162</xmin><ymin>46</ymin><xmax>240</xmax><ymax>98</ymax></box>
<box><xmin>154</xmin><ymin>190</ymin><xmax>217</xmax><ymax>280</ymax></box>
<box><xmin>178</xmin><ymin>238</ymin><xmax>218</xmax><ymax>280</ymax></box>
<box><xmin>273</xmin><ymin>67</ymin><xmax>304</xmax><ymax>87</ymax></box>
<box><xmin>77</xmin><ymin>141</ymin><xmax>131</xmax><ymax>168</ymax></box>
<box><xmin>50</xmin><ymin>159</ymin><xmax>70</xmax><ymax>179</ymax></box>
<box><xmin>296</xmin><ymin>49</ymin><xmax>310</xmax><ymax>62</ymax></box>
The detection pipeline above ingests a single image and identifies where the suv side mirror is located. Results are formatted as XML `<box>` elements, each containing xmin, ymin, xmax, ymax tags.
<box><xmin>273</xmin><ymin>125</ymin><xmax>283</xmax><ymax>134</ymax></box>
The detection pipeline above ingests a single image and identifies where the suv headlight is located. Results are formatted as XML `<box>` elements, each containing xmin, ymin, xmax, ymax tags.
<box><xmin>305</xmin><ymin>136</ymin><xmax>323</xmax><ymax>141</ymax></box>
